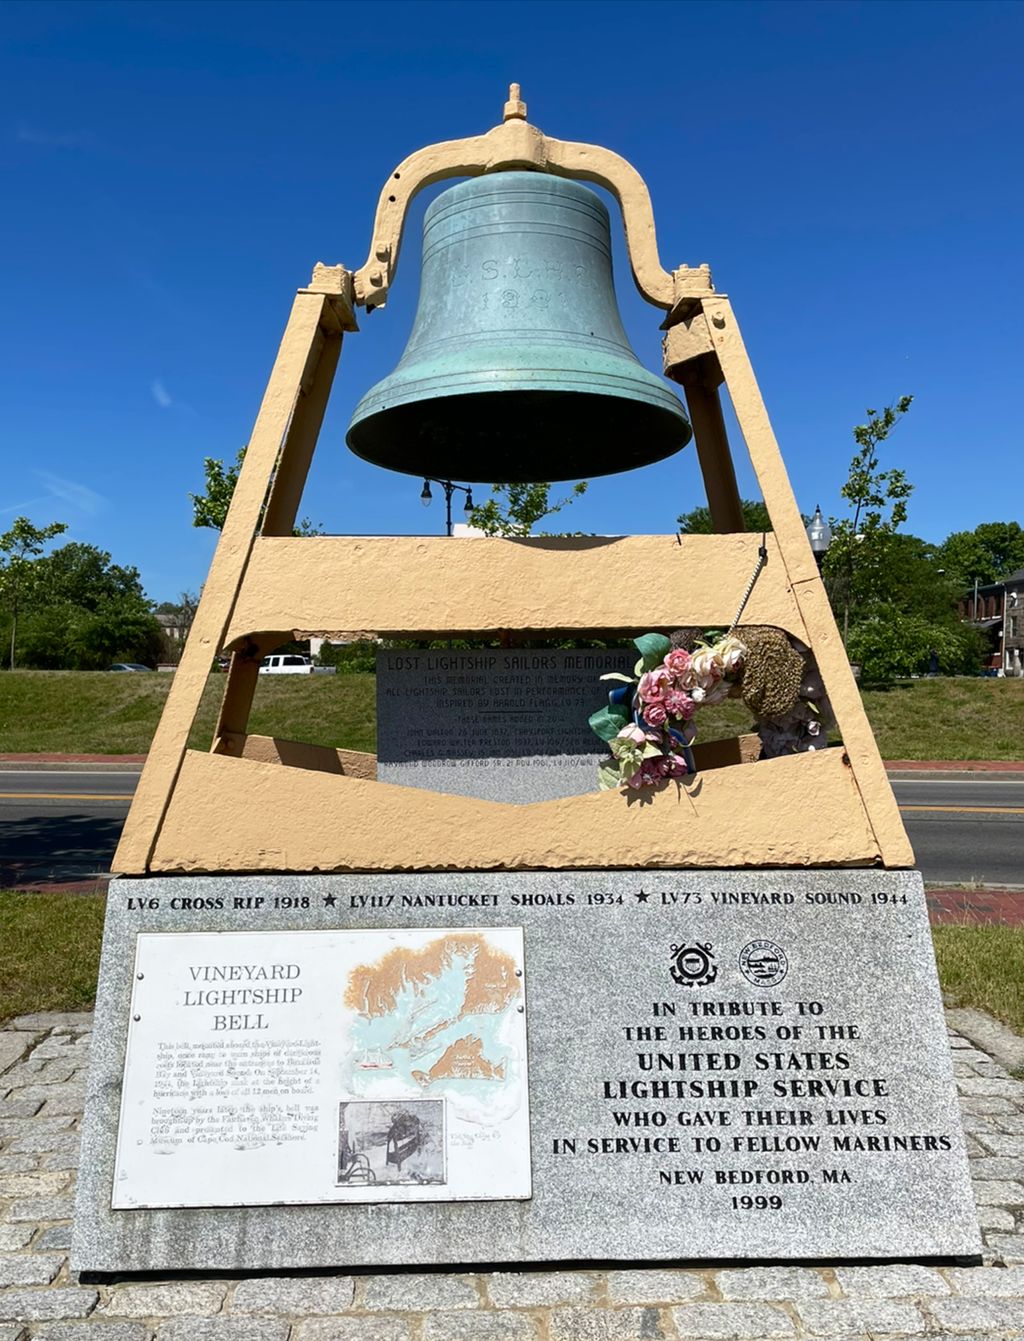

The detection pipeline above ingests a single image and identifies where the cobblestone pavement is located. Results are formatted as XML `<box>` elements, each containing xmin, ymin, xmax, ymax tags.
<box><xmin>2</xmin><ymin>1013</ymin><xmax>1024</xmax><ymax>1339</ymax></box>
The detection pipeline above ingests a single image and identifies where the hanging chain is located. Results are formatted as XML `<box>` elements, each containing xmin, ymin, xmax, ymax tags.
<box><xmin>728</xmin><ymin>533</ymin><xmax>769</xmax><ymax>634</ymax></box>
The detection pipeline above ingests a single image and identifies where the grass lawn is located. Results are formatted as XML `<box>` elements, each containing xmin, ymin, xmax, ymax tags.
<box><xmin>0</xmin><ymin>671</ymin><xmax>375</xmax><ymax>755</ymax></box>
<box><xmin>933</xmin><ymin>924</ymin><xmax>1024</xmax><ymax>1038</ymax></box>
<box><xmin>3</xmin><ymin>890</ymin><xmax>1023</xmax><ymax>1040</ymax></box>
<box><xmin>0</xmin><ymin>670</ymin><xmax>1021</xmax><ymax>760</ymax></box>
<box><xmin>0</xmin><ymin>891</ymin><xmax>106</xmax><ymax>1022</ymax></box>
<box><xmin>861</xmin><ymin>677</ymin><xmax>1024</xmax><ymax>761</ymax></box>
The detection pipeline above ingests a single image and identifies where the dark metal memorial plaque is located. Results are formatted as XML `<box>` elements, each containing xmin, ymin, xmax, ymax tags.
<box><xmin>74</xmin><ymin>869</ymin><xmax>981</xmax><ymax>1275</ymax></box>
<box><xmin>376</xmin><ymin>648</ymin><xmax>634</xmax><ymax>802</ymax></box>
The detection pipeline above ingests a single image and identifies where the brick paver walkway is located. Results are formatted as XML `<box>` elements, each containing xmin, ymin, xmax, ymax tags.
<box><xmin>2</xmin><ymin>1013</ymin><xmax>1024</xmax><ymax>1338</ymax></box>
<box><xmin>928</xmin><ymin>886</ymin><xmax>1024</xmax><ymax>926</ymax></box>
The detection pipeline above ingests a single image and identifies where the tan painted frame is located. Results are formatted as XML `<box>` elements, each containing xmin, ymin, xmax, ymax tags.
<box><xmin>112</xmin><ymin>96</ymin><xmax>912</xmax><ymax>877</ymax></box>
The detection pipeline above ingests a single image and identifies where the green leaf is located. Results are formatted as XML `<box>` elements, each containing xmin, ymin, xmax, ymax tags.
<box><xmin>597</xmin><ymin>760</ymin><xmax>621</xmax><ymax>790</ymax></box>
<box><xmin>589</xmin><ymin>704</ymin><xmax>629</xmax><ymax>742</ymax></box>
<box><xmin>633</xmin><ymin>632</ymin><xmax>671</xmax><ymax>672</ymax></box>
<box><xmin>599</xmin><ymin>672</ymin><xmax>635</xmax><ymax>683</ymax></box>
<box><xmin>641</xmin><ymin>741</ymin><xmax>664</xmax><ymax>759</ymax></box>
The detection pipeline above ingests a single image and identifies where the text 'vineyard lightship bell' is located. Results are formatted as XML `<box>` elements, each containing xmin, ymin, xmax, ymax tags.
<box><xmin>346</xmin><ymin>172</ymin><xmax>691</xmax><ymax>483</ymax></box>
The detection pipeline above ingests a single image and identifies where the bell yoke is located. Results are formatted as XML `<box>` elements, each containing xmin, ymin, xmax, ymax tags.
<box><xmin>346</xmin><ymin>172</ymin><xmax>692</xmax><ymax>484</ymax></box>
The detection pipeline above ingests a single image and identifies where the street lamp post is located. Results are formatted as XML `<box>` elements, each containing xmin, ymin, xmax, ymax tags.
<box><xmin>805</xmin><ymin>504</ymin><xmax>832</xmax><ymax>571</ymax></box>
<box><xmin>420</xmin><ymin>478</ymin><xmax>475</xmax><ymax>537</ymax></box>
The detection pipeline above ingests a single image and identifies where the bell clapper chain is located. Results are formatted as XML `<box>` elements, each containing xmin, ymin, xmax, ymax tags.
<box><xmin>729</xmin><ymin>534</ymin><xmax>769</xmax><ymax>635</ymax></box>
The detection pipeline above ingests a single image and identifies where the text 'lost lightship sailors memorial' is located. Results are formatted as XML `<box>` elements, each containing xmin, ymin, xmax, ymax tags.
<box><xmin>73</xmin><ymin>85</ymin><xmax>981</xmax><ymax>1276</ymax></box>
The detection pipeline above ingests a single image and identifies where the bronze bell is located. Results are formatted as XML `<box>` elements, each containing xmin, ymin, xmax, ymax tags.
<box><xmin>346</xmin><ymin>172</ymin><xmax>691</xmax><ymax>483</ymax></box>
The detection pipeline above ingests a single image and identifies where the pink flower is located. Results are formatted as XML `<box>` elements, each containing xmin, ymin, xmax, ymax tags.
<box><xmin>643</xmin><ymin>702</ymin><xmax>668</xmax><ymax>726</ymax></box>
<box><xmin>617</xmin><ymin>723</ymin><xmax>648</xmax><ymax>746</ymax></box>
<box><xmin>663</xmin><ymin>752</ymin><xmax>690</xmax><ymax>779</ymax></box>
<box><xmin>637</xmin><ymin>667</ymin><xmax>672</xmax><ymax>705</ymax></box>
<box><xmin>665</xmin><ymin>689</ymin><xmax>695</xmax><ymax>720</ymax></box>
<box><xmin>666</xmin><ymin>648</ymin><xmax>691</xmax><ymax>676</ymax></box>
<box><xmin>625</xmin><ymin>752</ymin><xmax>670</xmax><ymax>789</ymax></box>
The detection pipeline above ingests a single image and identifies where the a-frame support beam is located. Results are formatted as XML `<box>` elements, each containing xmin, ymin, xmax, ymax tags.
<box><xmin>112</xmin><ymin>270</ymin><xmax>355</xmax><ymax>873</ymax></box>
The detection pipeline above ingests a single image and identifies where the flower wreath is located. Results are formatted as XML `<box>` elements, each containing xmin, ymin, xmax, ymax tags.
<box><xmin>590</xmin><ymin>628</ymin><xmax>834</xmax><ymax>791</ymax></box>
<box><xmin>589</xmin><ymin>631</ymin><xmax>746</xmax><ymax>790</ymax></box>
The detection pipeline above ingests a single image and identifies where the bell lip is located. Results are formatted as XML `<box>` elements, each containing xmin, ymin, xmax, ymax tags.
<box><xmin>345</xmin><ymin>387</ymin><xmax>692</xmax><ymax>486</ymax></box>
<box><xmin>348</xmin><ymin>366</ymin><xmax>689</xmax><ymax>432</ymax></box>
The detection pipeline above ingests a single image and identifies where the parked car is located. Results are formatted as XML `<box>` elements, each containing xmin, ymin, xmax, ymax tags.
<box><xmin>109</xmin><ymin>663</ymin><xmax>154</xmax><ymax>672</ymax></box>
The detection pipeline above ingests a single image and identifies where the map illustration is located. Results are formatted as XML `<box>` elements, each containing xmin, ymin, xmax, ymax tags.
<box><xmin>340</xmin><ymin>931</ymin><xmax>525</xmax><ymax>1126</ymax></box>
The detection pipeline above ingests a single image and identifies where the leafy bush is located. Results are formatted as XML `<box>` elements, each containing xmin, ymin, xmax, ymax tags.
<box><xmin>315</xmin><ymin>639</ymin><xmax>380</xmax><ymax>674</ymax></box>
<box><xmin>847</xmin><ymin>606</ymin><xmax>984</xmax><ymax>683</ymax></box>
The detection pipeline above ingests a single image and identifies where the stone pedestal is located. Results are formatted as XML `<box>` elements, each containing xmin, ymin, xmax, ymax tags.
<box><xmin>73</xmin><ymin>869</ymin><xmax>981</xmax><ymax>1275</ymax></box>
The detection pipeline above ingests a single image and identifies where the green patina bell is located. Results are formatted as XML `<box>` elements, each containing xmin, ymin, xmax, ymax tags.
<box><xmin>346</xmin><ymin>172</ymin><xmax>691</xmax><ymax>483</ymax></box>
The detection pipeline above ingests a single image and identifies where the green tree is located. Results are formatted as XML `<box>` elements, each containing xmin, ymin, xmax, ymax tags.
<box><xmin>846</xmin><ymin>607</ymin><xmax>980</xmax><ymax>683</ymax></box>
<box><xmin>939</xmin><ymin>521</ymin><xmax>1024</xmax><ymax>588</ymax></box>
<box><xmin>677</xmin><ymin>499</ymin><xmax>782</xmax><ymax>534</ymax></box>
<box><xmin>822</xmin><ymin>397</ymin><xmax>914</xmax><ymax>647</ymax></box>
<box><xmin>843</xmin><ymin>533</ymin><xmax>983</xmax><ymax>680</ymax></box>
<box><xmin>10</xmin><ymin>540</ymin><xmax>164</xmax><ymax>670</ymax></box>
<box><xmin>32</xmin><ymin>541</ymin><xmax>146</xmax><ymax>609</ymax></box>
<box><xmin>66</xmin><ymin>594</ymin><xmax>164</xmax><ymax>669</ymax></box>
<box><xmin>190</xmin><ymin>450</ymin><xmax>243</xmax><ymax>531</ymax></box>
<box><xmin>466</xmin><ymin>481</ymin><xmax>588</xmax><ymax>537</ymax></box>
<box><xmin>191</xmin><ymin>447</ymin><xmax>321</xmax><ymax>534</ymax></box>
<box><xmin>0</xmin><ymin>516</ymin><xmax>67</xmax><ymax>669</ymax></box>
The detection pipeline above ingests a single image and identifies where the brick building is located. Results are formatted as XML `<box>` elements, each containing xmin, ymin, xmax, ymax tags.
<box><xmin>958</xmin><ymin>568</ymin><xmax>1024</xmax><ymax>675</ymax></box>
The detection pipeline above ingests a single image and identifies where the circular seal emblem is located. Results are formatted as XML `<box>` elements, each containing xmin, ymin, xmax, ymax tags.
<box><xmin>670</xmin><ymin>942</ymin><xmax>717</xmax><ymax>988</ymax></box>
<box><xmin>739</xmin><ymin>939</ymin><xmax>788</xmax><ymax>987</ymax></box>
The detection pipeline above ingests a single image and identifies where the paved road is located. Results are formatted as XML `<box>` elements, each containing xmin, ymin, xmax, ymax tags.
<box><xmin>0</xmin><ymin>768</ymin><xmax>1021</xmax><ymax>888</ymax></box>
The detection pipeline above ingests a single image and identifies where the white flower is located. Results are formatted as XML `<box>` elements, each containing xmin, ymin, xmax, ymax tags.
<box><xmin>690</xmin><ymin>647</ymin><xmax>721</xmax><ymax>683</ymax></box>
<box><xmin>715</xmin><ymin>634</ymin><xmax>747</xmax><ymax>674</ymax></box>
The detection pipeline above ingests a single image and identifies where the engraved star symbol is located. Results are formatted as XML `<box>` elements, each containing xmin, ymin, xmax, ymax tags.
<box><xmin>322</xmin><ymin>894</ymin><xmax>338</xmax><ymax>907</ymax></box>
<box><xmin>635</xmin><ymin>890</ymin><xmax>651</xmax><ymax>903</ymax></box>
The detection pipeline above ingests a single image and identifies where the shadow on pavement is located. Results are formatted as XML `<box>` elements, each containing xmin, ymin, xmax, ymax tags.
<box><xmin>0</xmin><ymin>810</ymin><xmax>124</xmax><ymax>888</ymax></box>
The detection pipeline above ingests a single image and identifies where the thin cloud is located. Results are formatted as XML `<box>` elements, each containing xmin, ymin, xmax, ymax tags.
<box><xmin>151</xmin><ymin>379</ymin><xmax>173</xmax><ymax>409</ymax></box>
<box><xmin>16</xmin><ymin>122</ymin><xmax>93</xmax><ymax>149</ymax></box>
<box><xmin>34</xmin><ymin>471</ymin><xmax>106</xmax><ymax>516</ymax></box>
<box><xmin>0</xmin><ymin>495</ymin><xmax>50</xmax><ymax>516</ymax></box>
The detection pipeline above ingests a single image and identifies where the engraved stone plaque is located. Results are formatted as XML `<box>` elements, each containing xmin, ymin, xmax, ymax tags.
<box><xmin>376</xmin><ymin>648</ymin><xmax>634</xmax><ymax>802</ymax></box>
<box><xmin>113</xmin><ymin>928</ymin><xmax>530</xmax><ymax>1208</ymax></box>
<box><xmin>75</xmin><ymin>870</ymin><xmax>981</xmax><ymax>1274</ymax></box>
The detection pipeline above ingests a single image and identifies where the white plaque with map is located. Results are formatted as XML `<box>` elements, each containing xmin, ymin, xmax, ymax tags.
<box><xmin>113</xmin><ymin>927</ymin><xmax>530</xmax><ymax>1208</ymax></box>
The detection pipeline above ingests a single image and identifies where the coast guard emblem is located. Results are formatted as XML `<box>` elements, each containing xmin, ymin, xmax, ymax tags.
<box><xmin>670</xmin><ymin>942</ymin><xmax>717</xmax><ymax>987</ymax></box>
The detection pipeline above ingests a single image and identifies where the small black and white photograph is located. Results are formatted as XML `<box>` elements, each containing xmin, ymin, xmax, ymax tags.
<box><xmin>337</xmin><ymin>1100</ymin><xmax>446</xmax><ymax>1188</ymax></box>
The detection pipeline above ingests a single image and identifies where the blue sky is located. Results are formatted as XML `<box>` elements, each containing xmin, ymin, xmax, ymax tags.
<box><xmin>2</xmin><ymin>0</ymin><xmax>1022</xmax><ymax>603</ymax></box>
